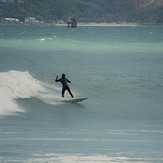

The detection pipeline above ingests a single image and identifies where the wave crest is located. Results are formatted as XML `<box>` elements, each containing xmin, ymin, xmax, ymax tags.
<box><xmin>0</xmin><ymin>70</ymin><xmax>61</xmax><ymax>116</ymax></box>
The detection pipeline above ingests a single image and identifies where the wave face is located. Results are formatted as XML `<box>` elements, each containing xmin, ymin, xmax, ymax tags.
<box><xmin>0</xmin><ymin>70</ymin><xmax>61</xmax><ymax>116</ymax></box>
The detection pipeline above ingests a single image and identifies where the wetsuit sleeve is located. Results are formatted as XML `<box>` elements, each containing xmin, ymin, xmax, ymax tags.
<box><xmin>67</xmin><ymin>79</ymin><xmax>71</xmax><ymax>83</ymax></box>
<box><xmin>55</xmin><ymin>77</ymin><xmax>61</xmax><ymax>82</ymax></box>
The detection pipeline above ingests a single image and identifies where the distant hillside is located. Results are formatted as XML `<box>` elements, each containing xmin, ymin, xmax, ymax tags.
<box><xmin>0</xmin><ymin>0</ymin><xmax>163</xmax><ymax>24</ymax></box>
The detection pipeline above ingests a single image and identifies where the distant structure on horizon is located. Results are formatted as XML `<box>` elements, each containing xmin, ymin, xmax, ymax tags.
<box><xmin>67</xmin><ymin>17</ymin><xmax>77</xmax><ymax>28</ymax></box>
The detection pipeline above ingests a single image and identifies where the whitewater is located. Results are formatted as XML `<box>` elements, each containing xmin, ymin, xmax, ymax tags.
<box><xmin>0</xmin><ymin>24</ymin><xmax>163</xmax><ymax>162</ymax></box>
<box><xmin>0</xmin><ymin>70</ymin><xmax>64</xmax><ymax>116</ymax></box>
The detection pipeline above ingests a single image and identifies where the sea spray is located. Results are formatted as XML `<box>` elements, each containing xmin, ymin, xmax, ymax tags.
<box><xmin>0</xmin><ymin>70</ymin><xmax>61</xmax><ymax>116</ymax></box>
<box><xmin>0</xmin><ymin>87</ymin><xmax>22</xmax><ymax>116</ymax></box>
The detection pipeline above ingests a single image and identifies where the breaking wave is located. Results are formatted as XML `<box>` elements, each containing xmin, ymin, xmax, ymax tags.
<box><xmin>0</xmin><ymin>70</ymin><xmax>61</xmax><ymax>116</ymax></box>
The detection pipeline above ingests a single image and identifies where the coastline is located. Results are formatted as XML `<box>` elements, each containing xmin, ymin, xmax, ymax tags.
<box><xmin>1</xmin><ymin>22</ymin><xmax>162</xmax><ymax>26</ymax></box>
<box><xmin>55</xmin><ymin>22</ymin><xmax>138</xmax><ymax>26</ymax></box>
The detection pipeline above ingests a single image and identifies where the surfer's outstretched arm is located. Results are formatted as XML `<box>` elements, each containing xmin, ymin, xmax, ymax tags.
<box><xmin>55</xmin><ymin>75</ymin><xmax>60</xmax><ymax>82</ymax></box>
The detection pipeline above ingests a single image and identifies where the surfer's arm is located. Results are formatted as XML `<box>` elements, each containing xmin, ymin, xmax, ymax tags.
<box><xmin>67</xmin><ymin>79</ymin><xmax>71</xmax><ymax>83</ymax></box>
<box><xmin>55</xmin><ymin>76</ymin><xmax>60</xmax><ymax>82</ymax></box>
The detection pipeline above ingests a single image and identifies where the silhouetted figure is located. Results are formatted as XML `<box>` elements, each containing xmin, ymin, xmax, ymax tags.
<box><xmin>55</xmin><ymin>74</ymin><xmax>74</xmax><ymax>98</ymax></box>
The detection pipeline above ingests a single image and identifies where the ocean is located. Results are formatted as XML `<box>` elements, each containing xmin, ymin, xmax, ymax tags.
<box><xmin>0</xmin><ymin>24</ymin><xmax>163</xmax><ymax>162</ymax></box>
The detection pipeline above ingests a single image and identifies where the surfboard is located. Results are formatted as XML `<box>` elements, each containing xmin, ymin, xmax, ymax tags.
<box><xmin>63</xmin><ymin>97</ymin><xmax>88</xmax><ymax>103</ymax></box>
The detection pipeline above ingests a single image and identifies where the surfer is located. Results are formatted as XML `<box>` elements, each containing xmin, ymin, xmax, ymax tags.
<box><xmin>55</xmin><ymin>74</ymin><xmax>74</xmax><ymax>98</ymax></box>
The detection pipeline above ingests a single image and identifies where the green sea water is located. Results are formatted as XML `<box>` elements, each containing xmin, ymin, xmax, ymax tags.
<box><xmin>0</xmin><ymin>24</ymin><xmax>163</xmax><ymax>162</ymax></box>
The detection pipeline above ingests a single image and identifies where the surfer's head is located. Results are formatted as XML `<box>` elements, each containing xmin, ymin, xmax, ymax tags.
<box><xmin>62</xmin><ymin>74</ymin><xmax>65</xmax><ymax>78</ymax></box>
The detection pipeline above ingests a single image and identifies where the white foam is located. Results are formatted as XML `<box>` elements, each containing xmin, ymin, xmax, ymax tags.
<box><xmin>0</xmin><ymin>70</ymin><xmax>61</xmax><ymax>116</ymax></box>
<box><xmin>4</xmin><ymin>153</ymin><xmax>161</xmax><ymax>163</ymax></box>
<box><xmin>39</xmin><ymin>38</ymin><xmax>46</xmax><ymax>41</ymax></box>
<box><xmin>0</xmin><ymin>87</ymin><xmax>22</xmax><ymax>116</ymax></box>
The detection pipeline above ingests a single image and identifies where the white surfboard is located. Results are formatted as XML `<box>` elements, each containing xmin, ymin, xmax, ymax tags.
<box><xmin>63</xmin><ymin>97</ymin><xmax>88</xmax><ymax>103</ymax></box>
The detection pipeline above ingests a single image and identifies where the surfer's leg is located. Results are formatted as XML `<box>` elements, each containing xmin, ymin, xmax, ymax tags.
<box><xmin>67</xmin><ymin>87</ymin><xmax>74</xmax><ymax>98</ymax></box>
<box><xmin>62</xmin><ymin>88</ymin><xmax>66</xmax><ymax>97</ymax></box>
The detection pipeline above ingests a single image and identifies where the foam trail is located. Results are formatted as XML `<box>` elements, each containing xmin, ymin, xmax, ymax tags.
<box><xmin>0</xmin><ymin>70</ymin><xmax>61</xmax><ymax>116</ymax></box>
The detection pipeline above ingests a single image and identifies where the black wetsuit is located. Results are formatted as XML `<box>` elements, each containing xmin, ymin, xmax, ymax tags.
<box><xmin>55</xmin><ymin>76</ymin><xmax>73</xmax><ymax>98</ymax></box>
